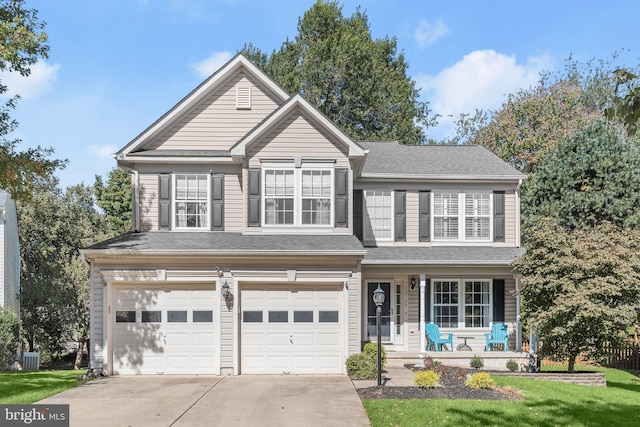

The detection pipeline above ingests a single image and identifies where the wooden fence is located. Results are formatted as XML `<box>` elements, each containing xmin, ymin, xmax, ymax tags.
<box><xmin>522</xmin><ymin>341</ymin><xmax>640</xmax><ymax>370</ymax></box>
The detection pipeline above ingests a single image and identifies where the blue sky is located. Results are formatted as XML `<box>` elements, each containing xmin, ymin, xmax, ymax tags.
<box><xmin>4</xmin><ymin>0</ymin><xmax>640</xmax><ymax>189</ymax></box>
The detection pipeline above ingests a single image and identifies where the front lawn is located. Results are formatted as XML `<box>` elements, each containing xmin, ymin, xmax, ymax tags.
<box><xmin>0</xmin><ymin>370</ymin><xmax>81</xmax><ymax>404</ymax></box>
<box><xmin>363</xmin><ymin>367</ymin><xmax>640</xmax><ymax>426</ymax></box>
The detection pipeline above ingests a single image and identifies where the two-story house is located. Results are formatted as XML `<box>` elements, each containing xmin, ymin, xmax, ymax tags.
<box><xmin>82</xmin><ymin>54</ymin><xmax>525</xmax><ymax>375</ymax></box>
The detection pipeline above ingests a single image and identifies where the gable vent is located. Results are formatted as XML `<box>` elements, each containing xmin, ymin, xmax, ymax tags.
<box><xmin>236</xmin><ymin>85</ymin><xmax>252</xmax><ymax>110</ymax></box>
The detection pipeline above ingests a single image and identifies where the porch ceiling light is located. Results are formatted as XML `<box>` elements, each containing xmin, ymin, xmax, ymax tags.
<box><xmin>373</xmin><ymin>284</ymin><xmax>385</xmax><ymax>307</ymax></box>
<box><xmin>221</xmin><ymin>281</ymin><xmax>230</xmax><ymax>299</ymax></box>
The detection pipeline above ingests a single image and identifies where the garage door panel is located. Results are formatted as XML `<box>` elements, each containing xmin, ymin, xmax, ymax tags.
<box><xmin>241</xmin><ymin>285</ymin><xmax>343</xmax><ymax>374</ymax></box>
<box><xmin>113</xmin><ymin>286</ymin><xmax>217</xmax><ymax>375</ymax></box>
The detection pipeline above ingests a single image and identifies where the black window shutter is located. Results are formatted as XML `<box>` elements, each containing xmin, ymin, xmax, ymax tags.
<box><xmin>335</xmin><ymin>168</ymin><xmax>348</xmax><ymax>228</ymax></box>
<box><xmin>493</xmin><ymin>279</ymin><xmax>505</xmax><ymax>322</ymax></box>
<box><xmin>494</xmin><ymin>191</ymin><xmax>505</xmax><ymax>242</ymax></box>
<box><xmin>395</xmin><ymin>190</ymin><xmax>406</xmax><ymax>241</ymax></box>
<box><xmin>353</xmin><ymin>190</ymin><xmax>363</xmax><ymax>241</ymax></box>
<box><xmin>247</xmin><ymin>168</ymin><xmax>261</xmax><ymax>227</ymax></box>
<box><xmin>419</xmin><ymin>191</ymin><xmax>431</xmax><ymax>242</ymax></box>
<box><xmin>211</xmin><ymin>173</ymin><xmax>224</xmax><ymax>230</ymax></box>
<box><xmin>159</xmin><ymin>174</ymin><xmax>171</xmax><ymax>230</ymax></box>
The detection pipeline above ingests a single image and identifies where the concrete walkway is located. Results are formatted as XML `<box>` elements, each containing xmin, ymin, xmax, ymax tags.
<box><xmin>38</xmin><ymin>374</ymin><xmax>371</xmax><ymax>427</ymax></box>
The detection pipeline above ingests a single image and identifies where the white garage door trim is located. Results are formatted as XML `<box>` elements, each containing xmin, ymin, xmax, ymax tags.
<box><xmin>240</xmin><ymin>284</ymin><xmax>344</xmax><ymax>374</ymax></box>
<box><xmin>110</xmin><ymin>284</ymin><xmax>219</xmax><ymax>375</ymax></box>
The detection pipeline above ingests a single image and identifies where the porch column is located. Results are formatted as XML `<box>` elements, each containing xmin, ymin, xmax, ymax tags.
<box><xmin>419</xmin><ymin>273</ymin><xmax>426</xmax><ymax>353</ymax></box>
<box><xmin>515</xmin><ymin>274</ymin><xmax>522</xmax><ymax>352</ymax></box>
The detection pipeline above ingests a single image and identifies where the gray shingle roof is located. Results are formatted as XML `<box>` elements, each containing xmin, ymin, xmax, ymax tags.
<box><xmin>362</xmin><ymin>246</ymin><xmax>525</xmax><ymax>265</ymax></box>
<box><xmin>357</xmin><ymin>141</ymin><xmax>525</xmax><ymax>180</ymax></box>
<box><xmin>84</xmin><ymin>232</ymin><xmax>367</xmax><ymax>255</ymax></box>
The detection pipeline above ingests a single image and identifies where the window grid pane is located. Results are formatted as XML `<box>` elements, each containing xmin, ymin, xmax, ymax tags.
<box><xmin>433</xmin><ymin>193</ymin><xmax>458</xmax><ymax>239</ymax></box>
<box><xmin>302</xmin><ymin>170</ymin><xmax>331</xmax><ymax>225</ymax></box>
<box><xmin>465</xmin><ymin>194</ymin><xmax>490</xmax><ymax>240</ymax></box>
<box><xmin>464</xmin><ymin>280</ymin><xmax>490</xmax><ymax>327</ymax></box>
<box><xmin>365</xmin><ymin>190</ymin><xmax>393</xmax><ymax>240</ymax></box>
<box><xmin>433</xmin><ymin>280</ymin><xmax>459</xmax><ymax>328</ymax></box>
<box><xmin>265</xmin><ymin>170</ymin><xmax>295</xmax><ymax>224</ymax></box>
<box><xmin>175</xmin><ymin>174</ymin><xmax>208</xmax><ymax>228</ymax></box>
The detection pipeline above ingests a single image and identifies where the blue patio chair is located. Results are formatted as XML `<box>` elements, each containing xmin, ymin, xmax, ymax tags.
<box><xmin>425</xmin><ymin>323</ymin><xmax>453</xmax><ymax>352</ymax></box>
<box><xmin>485</xmin><ymin>322</ymin><xmax>510</xmax><ymax>351</ymax></box>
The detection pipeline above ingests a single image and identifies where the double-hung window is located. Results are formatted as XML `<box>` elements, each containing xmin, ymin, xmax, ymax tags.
<box><xmin>433</xmin><ymin>192</ymin><xmax>491</xmax><ymax>242</ymax></box>
<box><xmin>363</xmin><ymin>190</ymin><xmax>393</xmax><ymax>241</ymax></box>
<box><xmin>174</xmin><ymin>174</ymin><xmax>209</xmax><ymax>229</ymax></box>
<box><xmin>263</xmin><ymin>165</ymin><xmax>333</xmax><ymax>227</ymax></box>
<box><xmin>431</xmin><ymin>279</ymin><xmax>492</xmax><ymax>328</ymax></box>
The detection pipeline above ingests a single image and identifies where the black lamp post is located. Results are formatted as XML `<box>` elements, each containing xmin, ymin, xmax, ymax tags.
<box><xmin>373</xmin><ymin>284</ymin><xmax>385</xmax><ymax>386</ymax></box>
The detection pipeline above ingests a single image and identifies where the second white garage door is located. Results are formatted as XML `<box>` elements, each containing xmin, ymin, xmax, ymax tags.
<box><xmin>240</xmin><ymin>285</ymin><xmax>344</xmax><ymax>374</ymax></box>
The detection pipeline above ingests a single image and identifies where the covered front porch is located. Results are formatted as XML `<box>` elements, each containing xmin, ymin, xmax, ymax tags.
<box><xmin>385</xmin><ymin>349</ymin><xmax>530</xmax><ymax>371</ymax></box>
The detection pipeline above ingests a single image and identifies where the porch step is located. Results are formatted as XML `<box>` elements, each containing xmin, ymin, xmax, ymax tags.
<box><xmin>385</xmin><ymin>351</ymin><xmax>529</xmax><ymax>371</ymax></box>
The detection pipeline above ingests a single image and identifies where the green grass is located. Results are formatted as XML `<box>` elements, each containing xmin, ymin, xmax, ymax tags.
<box><xmin>0</xmin><ymin>370</ymin><xmax>82</xmax><ymax>404</ymax></box>
<box><xmin>363</xmin><ymin>367</ymin><xmax>640</xmax><ymax>426</ymax></box>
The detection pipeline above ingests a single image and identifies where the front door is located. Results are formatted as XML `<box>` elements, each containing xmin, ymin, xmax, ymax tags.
<box><xmin>367</xmin><ymin>282</ymin><xmax>392</xmax><ymax>343</ymax></box>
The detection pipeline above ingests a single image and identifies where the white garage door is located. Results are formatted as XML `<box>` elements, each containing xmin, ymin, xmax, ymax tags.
<box><xmin>241</xmin><ymin>285</ymin><xmax>344</xmax><ymax>374</ymax></box>
<box><xmin>112</xmin><ymin>285</ymin><xmax>217</xmax><ymax>374</ymax></box>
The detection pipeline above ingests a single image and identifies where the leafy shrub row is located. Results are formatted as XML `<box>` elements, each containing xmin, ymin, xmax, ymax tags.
<box><xmin>345</xmin><ymin>342</ymin><xmax>387</xmax><ymax>379</ymax></box>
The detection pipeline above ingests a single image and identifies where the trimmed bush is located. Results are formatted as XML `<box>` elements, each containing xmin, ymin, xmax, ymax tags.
<box><xmin>346</xmin><ymin>352</ymin><xmax>377</xmax><ymax>379</ymax></box>
<box><xmin>470</xmin><ymin>355</ymin><xmax>484</xmax><ymax>369</ymax></box>
<box><xmin>465</xmin><ymin>372</ymin><xmax>496</xmax><ymax>389</ymax></box>
<box><xmin>362</xmin><ymin>342</ymin><xmax>387</xmax><ymax>367</ymax></box>
<box><xmin>506</xmin><ymin>358</ymin><xmax>519</xmax><ymax>372</ymax></box>
<box><xmin>414</xmin><ymin>370</ymin><xmax>441</xmax><ymax>388</ymax></box>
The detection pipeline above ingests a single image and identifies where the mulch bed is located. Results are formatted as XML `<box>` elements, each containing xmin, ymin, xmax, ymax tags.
<box><xmin>357</xmin><ymin>364</ymin><xmax>523</xmax><ymax>401</ymax></box>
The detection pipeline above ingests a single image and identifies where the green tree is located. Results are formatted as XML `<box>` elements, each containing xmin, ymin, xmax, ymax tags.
<box><xmin>0</xmin><ymin>0</ymin><xmax>64</xmax><ymax>200</ymax></box>
<box><xmin>522</xmin><ymin>120</ymin><xmax>640</xmax><ymax>232</ymax></box>
<box><xmin>19</xmin><ymin>182</ymin><xmax>108</xmax><ymax>367</ymax></box>
<box><xmin>241</xmin><ymin>0</ymin><xmax>434</xmax><ymax>144</ymax></box>
<box><xmin>94</xmin><ymin>167</ymin><xmax>132</xmax><ymax>236</ymax></box>
<box><xmin>605</xmin><ymin>68</ymin><xmax>640</xmax><ymax>136</ymax></box>
<box><xmin>0</xmin><ymin>308</ymin><xmax>19</xmax><ymax>370</ymax></box>
<box><xmin>514</xmin><ymin>221</ymin><xmax>640</xmax><ymax>372</ymax></box>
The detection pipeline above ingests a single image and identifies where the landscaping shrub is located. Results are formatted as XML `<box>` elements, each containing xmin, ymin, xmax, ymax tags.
<box><xmin>362</xmin><ymin>342</ymin><xmax>387</xmax><ymax>367</ymax></box>
<box><xmin>464</xmin><ymin>372</ymin><xmax>496</xmax><ymax>389</ymax></box>
<box><xmin>0</xmin><ymin>309</ymin><xmax>19</xmax><ymax>371</ymax></box>
<box><xmin>506</xmin><ymin>358</ymin><xmax>519</xmax><ymax>372</ymax></box>
<box><xmin>470</xmin><ymin>355</ymin><xmax>484</xmax><ymax>369</ymax></box>
<box><xmin>346</xmin><ymin>353</ymin><xmax>377</xmax><ymax>379</ymax></box>
<box><xmin>414</xmin><ymin>370</ymin><xmax>441</xmax><ymax>388</ymax></box>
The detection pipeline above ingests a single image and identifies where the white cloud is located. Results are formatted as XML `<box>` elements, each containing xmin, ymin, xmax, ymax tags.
<box><xmin>190</xmin><ymin>51</ymin><xmax>233</xmax><ymax>79</ymax></box>
<box><xmin>414</xmin><ymin>18</ymin><xmax>449</xmax><ymax>48</ymax></box>
<box><xmin>416</xmin><ymin>49</ymin><xmax>553</xmax><ymax>139</ymax></box>
<box><xmin>87</xmin><ymin>144</ymin><xmax>118</xmax><ymax>160</ymax></box>
<box><xmin>0</xmin><ymin>61</ymin><xmax>60</xmax><ymax>100</ymax></box>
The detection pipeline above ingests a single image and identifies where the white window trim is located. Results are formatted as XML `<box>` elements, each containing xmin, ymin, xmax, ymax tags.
<box><xmin>171</xmin><ymin>173</ymin><xmax>211</xmax><ymax>231</ymax></box>
<box><xmin>261</xmin><ymin>164</ymin><xmax>334</xmax><ymax>228</ymax></box>
<box><xmin>431</xmin><ymin>192</ymin><xmax>493</xmax><ymax>244</ymax></box>
<box><xmin>363</xmin><ymin>189</ymin><xmax>395</xmax><ymax>242</ymax></box>
<box><xmin>430</xmin><ymin>278</ymin><xmax>493</xmax><ymax>329</ymax></box>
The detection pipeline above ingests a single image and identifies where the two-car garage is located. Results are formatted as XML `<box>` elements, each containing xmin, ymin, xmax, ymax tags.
<box><xmin>110</xmin><ymin>282</ymin><xmax>346</xmax><ymax>375</ymax></box>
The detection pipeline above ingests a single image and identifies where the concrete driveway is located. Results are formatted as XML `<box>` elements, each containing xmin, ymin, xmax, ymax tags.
<box><xmin>38</xmin><ymin>375</ymin><xmax>371</xmax><ymax>427</ymax></box>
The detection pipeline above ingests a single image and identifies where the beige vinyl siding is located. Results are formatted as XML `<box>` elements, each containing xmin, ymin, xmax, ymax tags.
<box><xmin>219</xmin><ymin>279</ymin><xmax>234</xmax><ymax>371</ymax></box>
<box><xmin>406</xmin><ymin>190</ymin><xmax>420</xmax><ymax>244</ymax></box>
<box><xmin>224</xmin><ymin>171</ymin><xmax>243</xmax><ymax>232</ymax></box>
<box><xmin>348</xmin><ymin>272</ymin><xmax>362</xmax><ymax>355</ymax></box>
<box><xmin>138</xmin><ymin>174</ymin><xmax>159</xmax><ymax>232</ymax></box>
<box><xmin>148</xmin><ymin>73</ymin><xmax>280</xmax><ymax>151</ymax></box>
<box><xmin>247</xmin><ymin>112</ymin><xmax>350</xmax><ymax>168</ymax></box>
<box><xmin>89</xmin><ymin>264</ymin><xmax>105</xmax><ymax>369</ymax></box>
<box><xmin>495</xmin><ymin>191</ymin><xmax>517</xmax><ymax>247</ymax></box>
